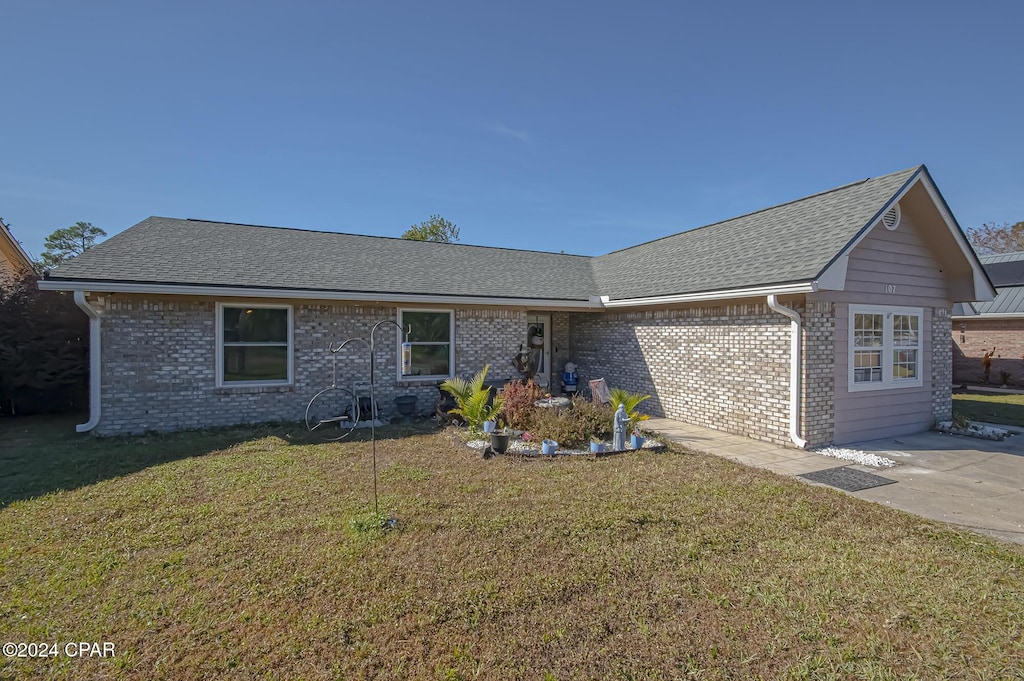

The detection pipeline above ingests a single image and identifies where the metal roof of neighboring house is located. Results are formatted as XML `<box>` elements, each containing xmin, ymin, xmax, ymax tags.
<box><xmin>979</xmin><ymin>251</ymin><xmax>1024</xmax><ymax>264</ymax></box>
<box><xmin>955</xmin><ymin>252</ymin><xmax>1024</xmax><ymax>316</ymax></box>
<box><xmin>45</xmin><ymin>165</ymin><xmax>975</xmax><ymax>306</ymax></box>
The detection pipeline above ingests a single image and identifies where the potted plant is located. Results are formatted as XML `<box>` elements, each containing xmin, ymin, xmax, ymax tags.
<box><xmin>483</xmin><ymin>419</ymin><xmax>497</xmax><ymax>433</ymax></box>
<box><xmin>630</xmin><ymin>430</ymin><xmax>645</xmax><ymax>449</ymax></box>
<box><xmin>489</xmin><ymin>426</ymin><xmax>511</xmax><ymax>454</ymax></box>
<box><xmin>541</xmin><ymin>439</ymin><xmax>559</xmax><ymax>455</ymax></box>
<box><xmin>590</xmin><ymin>439</ymin><xmax>605</xmax><ymax>454</ymax></box>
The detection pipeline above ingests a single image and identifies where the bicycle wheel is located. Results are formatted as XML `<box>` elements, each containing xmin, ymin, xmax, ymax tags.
<box><xmin>305</xmin><ymin>386</ymin><xmax>360</xmax><ymax>441</ymax></box>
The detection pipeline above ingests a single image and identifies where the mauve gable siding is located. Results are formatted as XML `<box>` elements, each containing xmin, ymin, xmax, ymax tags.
<box><xmin>813</xmin><ymin>206</ymin><xmax>952</xmax><ymax>444</ymax></box>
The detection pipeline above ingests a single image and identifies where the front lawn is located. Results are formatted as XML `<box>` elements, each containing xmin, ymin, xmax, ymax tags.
<box><xmin>953</xmin><ymin>390</ymin><xmax>1024</xmax><ymax>427</ymax></box>
<box><xmin>1</xmin><ymin>417</ymin><xmax>1022</xmax><ymax>679</ymax></box>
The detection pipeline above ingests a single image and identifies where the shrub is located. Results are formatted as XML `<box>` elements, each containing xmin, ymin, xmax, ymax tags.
<box><xmin>0</xmin><ymin>270</ymin><xmax>88</xmax><ymax>415</ymax></box>
<box><xmin>529</xmin><ymin>397</ymin><xmax>615</xmax><ymax>449</ymax></box>
<box><xmin>440</xmin><ymin>365</ymin><xmax>503</xmax><ymax>435</ymax></box>
<box><xmin>500</xmin><ymin>379</ymin><xmax>544</xmax><ymax>430</ymax></box>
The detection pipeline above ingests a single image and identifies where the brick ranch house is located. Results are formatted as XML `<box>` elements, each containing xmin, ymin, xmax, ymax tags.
<box><xmin>39</xmin><ymin>165</ymin><xmax>993</xmax><ymax>447</ymax></box>
<box><xmin>953</xmin><ymin>251</ymin><xmax>1024</xmax><ymax>385</ymax></box>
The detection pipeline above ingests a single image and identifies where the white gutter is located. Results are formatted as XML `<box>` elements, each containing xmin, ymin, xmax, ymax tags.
<box><xmin>603</xmin><ymin>282</ymin><xmax>816</xmax><ymax>308</ymax></box>
<box><xmin>766</xmin><ymin>294</ymin><xmax>807</xmax><ymax>448</ymax></box>
<box><xmin>73</xmin><ymin>291</ymin><xmax>101</xmax><ymax>433</ymax></box>
<box><xmin>39</xmin><ymin>280</ymin><xmax>602</xmax><ymax>310</ymax></box>
<box><xmin>952</xmin><ymin>313</ymin><xmax>1024</xmax><ymax>320</ymax></box>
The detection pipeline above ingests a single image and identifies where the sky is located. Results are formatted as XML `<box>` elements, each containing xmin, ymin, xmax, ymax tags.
<box><xmin>2</xmin><ymin>1</ymin><xmax>1022</xmax><ymax>260</ymax></box>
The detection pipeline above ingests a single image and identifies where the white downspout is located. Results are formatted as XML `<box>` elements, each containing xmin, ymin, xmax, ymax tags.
<box><xmin>73</xmin><ymin>291</ymin><xmax>101</xmax><ymax>433</ymax></box>
<box><xmin>767</xmin><ymin>294</ymin><xmax>807</xmax><ymax>448</ymax></box>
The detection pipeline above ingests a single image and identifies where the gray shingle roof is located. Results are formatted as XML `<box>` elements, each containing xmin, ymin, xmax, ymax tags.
<box><xmin>48</xmin><ymin>218</ymin><xmax>598</xmax><ymax>301</ymax></box>
<box><xmin>591</xmin><ymin>167</ymin><xmax>920</xmax><ymax>300</ymax></box>
<box><xmin>46</xmin><ymin>167</ymin><xmax>923</xmax><ymax>303</ymax></box>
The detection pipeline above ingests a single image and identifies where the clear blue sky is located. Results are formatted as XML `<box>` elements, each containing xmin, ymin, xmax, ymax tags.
<box><xmin>2</xmin><ymin>1</ymin><xmax>1021</xmax><ymax>260</ymax></box>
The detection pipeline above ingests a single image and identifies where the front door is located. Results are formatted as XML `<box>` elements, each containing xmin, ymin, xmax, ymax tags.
<box><xmin>526</xmin><ymin>314</ymin><xmax>551</xmax><ymax>388</ymax></box>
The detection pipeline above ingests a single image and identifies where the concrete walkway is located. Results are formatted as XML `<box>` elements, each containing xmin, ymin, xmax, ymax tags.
<box><xmin>647</xmin><ymin>417</ymin><xmax>1024</xmax><ymax>545</ymax></box>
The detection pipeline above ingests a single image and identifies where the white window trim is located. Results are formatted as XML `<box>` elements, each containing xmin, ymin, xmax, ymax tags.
<box><xmin>848</xmin><ymin>304</ymin><xmax>923</xmax><ymax>392</ymax></box>
<box><xmin>215</xmin><ymin>302</ymin><xmax>294</xmax><ymax>388</ymax></box>
<box><xmin>397</xmin><ymin>308</ymin><xmax>455</xmax><ymax>382</ymax></box>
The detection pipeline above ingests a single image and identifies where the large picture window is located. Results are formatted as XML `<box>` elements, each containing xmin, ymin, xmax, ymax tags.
<box><xmin>217</xmin><ymin>304</ymin><xmax>292</xmax><ymax>386</ymax></box>
<box><xmin>398</xmin><ymin>309</ymin><xmax>453</xmax><ymax>380</ymax></box>
<box><xmin>848</xmin><ymin>305</ymin><xmax>922</xmax><ymax>391</ymax></box>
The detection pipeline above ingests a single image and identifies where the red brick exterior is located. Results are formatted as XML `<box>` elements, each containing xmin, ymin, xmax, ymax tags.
<box><xmin>952</xmin><ymin>318</ymin><xmax>1024</xmax><ymax>386</ymax></box>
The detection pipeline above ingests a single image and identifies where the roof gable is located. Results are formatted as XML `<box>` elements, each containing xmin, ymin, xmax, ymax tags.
<box><xmin>591</xmin><ymin>167</ymin><xmax>920</xmax><ymax>301</ymax></box>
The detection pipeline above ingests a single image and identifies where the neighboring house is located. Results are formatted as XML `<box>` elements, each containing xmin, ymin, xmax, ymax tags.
<box><xmin>39</xmin><ymin>165</ymin><xmax>993</xmax><ymax>446</ymax></box>
<box><xmin>952</xmin><ymin>251</ymin><xmax>1024</xmax><ymax>385</ymax></box>
<box><xmin>0</xmin><ymin>218</ymin><xmax>34</xmax><ymax>283</ymax></box>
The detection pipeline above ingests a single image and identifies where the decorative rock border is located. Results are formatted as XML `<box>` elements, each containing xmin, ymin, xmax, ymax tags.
<box><xmin>935</xmin><ymin>421</ymin><xmax>1011</xmax><ymax>441</ymax></box>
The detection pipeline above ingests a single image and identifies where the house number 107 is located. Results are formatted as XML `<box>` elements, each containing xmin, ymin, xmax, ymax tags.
<box><xmin>885</xmin><ymin>284</ymin><xmax>896</xmax><ymax>294</ymax></box>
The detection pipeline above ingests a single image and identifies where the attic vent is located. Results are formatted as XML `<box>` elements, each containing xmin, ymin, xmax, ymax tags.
<box><xmin>881</xmin><ymin>204</ymin><xmax>901</xmax><ymax>231</ymax></box>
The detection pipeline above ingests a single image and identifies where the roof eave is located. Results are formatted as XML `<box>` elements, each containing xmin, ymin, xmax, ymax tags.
<box><xmin>37</xmin><ymin>278</ymin><xmax>604</xmax><ymax>310</ymax></box>
<box><xmin>0</xmin><ymin>224</ymin><xmax>34</xmax><ymax>271</ymax></box>
<box><xmin>601</xmin><ymin>281</ymin><xmax>817</xmax><ymax>308</ymax></box>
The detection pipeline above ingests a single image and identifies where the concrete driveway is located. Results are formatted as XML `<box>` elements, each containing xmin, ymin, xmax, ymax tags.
<box><xmin>648</xmin><ymin>417</ymin><xmax>1024</xmax><ymax>545</ymax></box>
<box><xmin>847</xmin><ymin>429</ymin><xmax>1024</xmax><ymax>544</ymax></box>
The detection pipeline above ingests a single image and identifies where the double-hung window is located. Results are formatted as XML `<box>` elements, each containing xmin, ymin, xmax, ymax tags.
<box><xmin>217</xmin><ymin>303</ymin><xmax>293</xmax><ymax>386</ymax></box>
<box><xmin>849</xmin><ymin>305</ymin><xmax>922</xmax><ymax>391</ymax></box>
<box><xmin>398</xmin><ymin>309</ymin><xmax>454</xmax><ymax>380</ymax></box>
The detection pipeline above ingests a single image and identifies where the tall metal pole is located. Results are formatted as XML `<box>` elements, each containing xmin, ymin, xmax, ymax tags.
<box><xmin>368</xmin><ymin>319</ymin><xmax>407</xmax><ymax>517</ymax></box>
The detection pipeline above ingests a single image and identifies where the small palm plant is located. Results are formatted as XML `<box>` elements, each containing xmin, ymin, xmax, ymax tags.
<box><xmin>441</xmin><ymin>364</ymin><xmax>504</xmax><ymax>435</ymax></box>
<box><xmin>609</xmin><ymin>387</ymin><xmax>651</xmax><ymax>432</ymax></box>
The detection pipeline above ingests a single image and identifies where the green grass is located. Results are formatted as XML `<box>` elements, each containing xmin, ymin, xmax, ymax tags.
<box><xmin>953</xmin><ymin>390</ymin><xmax>1024</xmax><ymax>426</ymax></box>
<box><xmin>1</xmin><ymin>416</ymin><xmax>1023</xmax><ymax>679</ymax></box>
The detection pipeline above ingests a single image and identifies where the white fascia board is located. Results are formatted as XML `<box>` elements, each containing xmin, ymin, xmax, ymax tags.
<box><xmin>916</xmin><ymin>175</ymin><xmax>996</xmax><ymax>302</ymax></box>
<box><xmin>952</xmin><ymin>313</ymin><xmax>1024</xmax><ymax>320</ymax></box>
<box><xmin>815</xmin><ymin>255</ymin><xmax>848</xmax><ymax>291</ymax></box>
<box><xmin>602</xmin><ymin>281</ymin><xmax>816</xmax><ymax>308</ymax></box>
<box><xmin>37</xmin><ymin>279</ymin><xmax>604</xmax><ymax>310</ymax></box>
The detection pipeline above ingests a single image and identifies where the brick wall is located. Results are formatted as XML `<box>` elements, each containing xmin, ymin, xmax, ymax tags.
<box><xmin>952</xmin><ymin>317</ymin><xmax>1024</xmax><ymax>386</ymax></box>
<box><xmin>569</xmin><ymin>302</ymin><xmax>800</xmax><ymax>447</ymax></box>
<box><xmin>454</xmin><ymin>308</ymin><xmax>525</xmax><ymax>383</ymax></box>
<box><xmin>92</xmin><ymin>295</ymin><xmax>524</xmax><ymax>435</ymax></box>
<box><xmin>932</xmin><ymin>307</ymin><xmax>953</xmax><ymax>422</ymax></box>
<box><xmin>801</xmin><ymin>301</ymin><xmax>835</xmax><ymax>446</ymax></box>
<box><xmin>550</xmin><ymin>312</ymin><xmax>571</xmax><ymax>395</ymax></box>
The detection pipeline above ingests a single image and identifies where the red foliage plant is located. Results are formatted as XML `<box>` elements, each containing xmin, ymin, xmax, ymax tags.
<box><xmin>500</xmin><ymin>379</ymin><xmax>545</xmax><ymax>430</ymax></box>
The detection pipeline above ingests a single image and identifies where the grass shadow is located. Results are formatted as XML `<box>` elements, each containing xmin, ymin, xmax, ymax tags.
<box><xmin>953</xmin><ymin>390</ymin><xmax>1024</xmax><ymax>427</ymax></box>
<box><xmin>0</xmin><ymin>414</ymin><xmax>439</xmax><ymax>508</ymax></box>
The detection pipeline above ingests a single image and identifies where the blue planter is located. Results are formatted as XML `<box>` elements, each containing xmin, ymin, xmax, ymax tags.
<box><xmin>630</xmin><ymin>434</ymin><xmax>645</xmax><ymax>449</ymax></box>
<box><xmin>483</xmin><ymin>420</ymin><xmax>497</xmax><ymax>433</ymax></box>
<box><xmin>542</xmin><ymin>439</ymin><xmax>559</xmax><ymax>455</ymax></box>
<box><xmin>590</xmin><ymin>441</ymin><xmax>605</xmax><ymax>454</ymax></box>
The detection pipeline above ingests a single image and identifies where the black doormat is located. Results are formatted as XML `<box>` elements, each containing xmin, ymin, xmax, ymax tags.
<box><xmin>799</xmin><ymin>466</ymin><xmax>897</xmax><ymax>492</ymax></box>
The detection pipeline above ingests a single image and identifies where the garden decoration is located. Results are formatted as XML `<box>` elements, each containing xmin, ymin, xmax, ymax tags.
<box><xmin>613</xmin><ymin>403</ymin><xmax>628</xmax><ymax>451</ymax></box>
<box><xmin>512</xmin><ymin>344</ymin><xmax>537</xmax><ymax>381</ymax></box>
<box><xmin>305</xmin><ymin>319</ymin><xmax>412</xmax><ymax>521</ymax></box>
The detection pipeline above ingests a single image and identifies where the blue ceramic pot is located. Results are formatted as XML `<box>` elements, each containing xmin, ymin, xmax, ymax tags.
<box><xmin>541</xmin><ymin>439</ymin><xmax>559</xmax><ymax>455</ymax></box>
<box><xmin>630</xmin><ymin>434</ymin><xmax>645</xmax><ymax>449</ymax></box>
